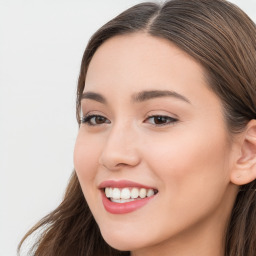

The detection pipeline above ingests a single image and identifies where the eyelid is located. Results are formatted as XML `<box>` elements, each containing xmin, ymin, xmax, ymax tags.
<box><xmin>144</xmin><ymin>114</ymin><xmax>179</xmax><ymax>126</ymax></box>
<box><xmin>80</xmin><ymin>109</ymin><xmax>179</xmax><ymax>127</ymax></box>
<box><xmin>80</xmin><ymin>110</ymin><xmax>108</xmax><ymax>121</ymax></box>
<box><xmin>80</xmin><ymin>109</ymin><xmax>111</xmax><ymax>125</ymax></box>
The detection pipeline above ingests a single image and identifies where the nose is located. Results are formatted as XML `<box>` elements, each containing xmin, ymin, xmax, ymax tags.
<box><xmin>98</xmin><ymin>123</ymin><xmax>141</xmax><ymax>171</ymax></box>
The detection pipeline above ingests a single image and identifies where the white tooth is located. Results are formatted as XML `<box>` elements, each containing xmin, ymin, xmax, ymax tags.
<box><xmin>121</xmin><ymin>188</ymin><xmax>130</xmax><ymax>199</ymax></box>
<box><xmin>131</xmin><ymin>188</ymin><xmax>139</xmax><ymax>199</ymax></box>
<box><xmin>139</xmin><ymin>188</ymin><xmax>146</xmax><ymax>198</ymax></box>
<box><xmin>111</xmin><ymin>198</ymin><xmax>135</xmax><ymax>203</ymax></box>
<box><xmin>105</xmin><ymin>187</ymin><xmax>112</xmax><ymax>198</ymax></box>
<box><xmin>147</xmin><ymin>189</ymin><xmax>154</xmax><ymax>197</ymax></box>
<box><xmin>105</xmin><ymin>187</ymin><xmax>110</xmax><ymax>198</ymax></box>
<box><xmin>109</xmin><ymin>187</ymin><xmax>113</xmax><ymax>198</ymax></box>
<box><xmin>111</xmin><ymin>198</ymin><xmax>121</xmax><ymax>203</ymax></box>
<box><xmin>112</xmin><ymin>188</ymin><xmax>121</xmax><ymax>199</ymax></box>
<box><xmin>122</xmin><ymin>198</ymin><xmax>135</xmax><ymax>203</ymax></box>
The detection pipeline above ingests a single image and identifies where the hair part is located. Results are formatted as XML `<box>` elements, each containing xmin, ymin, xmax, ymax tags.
<box><xmin>19</xmin><ymin>1</ymin><xmax>256</xmax><ymax>255</ymax></box>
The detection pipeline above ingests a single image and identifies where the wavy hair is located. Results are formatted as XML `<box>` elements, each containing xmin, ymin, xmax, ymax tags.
<box><xmin>18</xmin><ymin>0</ymin><xmax>256</xmax><ymax>255</ymax></box>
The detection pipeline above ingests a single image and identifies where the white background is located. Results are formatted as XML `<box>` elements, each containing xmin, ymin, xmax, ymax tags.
<box><xmin>1</xmin><ymin>1</ymin><xmax>255</xmax><ymax>255</ymax></box>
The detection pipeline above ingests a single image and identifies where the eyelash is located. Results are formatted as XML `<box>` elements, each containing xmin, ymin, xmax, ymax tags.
<box><xmin>145</xmin><ymin>115</ymin><xmax>178</xmax><ymax>126</ymax></box>
<box><xmin>81</xmin><ymin>114</ymin><xmax>178</xmax><ymax>127</ymax></box>
<box><xmin>81</xmin><ymin>114</ymin><xmax>110</xmax><ymax>126</ymax></box>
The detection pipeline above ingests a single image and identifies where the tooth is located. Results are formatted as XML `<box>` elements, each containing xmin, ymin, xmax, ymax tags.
<box><xmin>139</xmin><ymin>188</ymin><xmax>146</xmax><ymax>198</ymax></box>
<box><xmin>112</xmin><ymin>188</ymin><xmax>121</xmax><ymax>199</ymax></box>
<box><xmin>105</xmin><ymin>187</ymin><xmax>110</xmax><ymax>198</ymax></box>
<box><xmin>111</xmin><ymin>198</ymin><xmax>135</xmax><ymax>203</ymax></box>
<box><xmin>107</xmin><ymin>187</ymin><xmax>155</xmax><ymax>200</ymax></box>
<box><xmin>105</xmin><ymin>187</ymin><xmax>112</xmax><ymax>198</ymax></box>
<box><xmin>109</xmin><ymin>187</ymin><xmax>113</xmax><ymax>198</ymax></box>
<box><xmin>121</xmin><ymin>188</ymin><xmax>130</xmax><ymax>199</ymax></box>
<box><xmin>131</xmin><ymin>188</ymin><xmax>139</xmax><ymax>199</ymax></box>
<box><xmin>111</xmin><ymin>198</ymin><xmax>121</xmax><ymax>203</ymax></box>
<box><xmin>147</xmin><ymin>189</ymin><xmax>154</xmax><ymax>197</ymax></box>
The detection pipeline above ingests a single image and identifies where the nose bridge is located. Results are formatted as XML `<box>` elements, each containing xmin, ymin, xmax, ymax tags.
<box><xmin>99</xmin><ymin>120</ymin><xmax>140</xmax><ymax>170</ymax></box>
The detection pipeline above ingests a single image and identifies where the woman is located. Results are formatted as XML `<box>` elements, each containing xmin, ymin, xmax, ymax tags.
<box><xmin>18</xmin><ymin>0</ymin><xmax>256</xmax><ymax>255</ymax></box>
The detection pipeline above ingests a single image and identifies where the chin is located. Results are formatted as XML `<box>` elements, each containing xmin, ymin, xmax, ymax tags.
<box><xmin>99</xmin><ymin>227</ymin><xmax>149</xmax><ymax>252</ymax></box>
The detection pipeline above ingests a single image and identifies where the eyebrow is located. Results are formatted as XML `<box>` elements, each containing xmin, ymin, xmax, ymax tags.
<box><xmin>81</xmin><ymin>91</ymin><xmax>107</xmax><ymax>104</ymax></box>
<box><xmin>81</xmin><ymin>90</ymin><xmax>191</xmax><ymax>104</ymax></box>
<box><xmin>132</xmin><ymin>90</ymin><xmax>191</xmax><ymax>104</ymax></box>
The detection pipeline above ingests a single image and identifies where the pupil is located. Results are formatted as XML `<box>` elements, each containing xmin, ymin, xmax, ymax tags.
<box><xmin>96</xmin><ymin>116</ymin><xmax>105</xmax><ymax>124</ymax></box>
<box><xmin>154</xmin><ymin>116</ymin><xmax>166</xmax><ymax>124</ymax></box>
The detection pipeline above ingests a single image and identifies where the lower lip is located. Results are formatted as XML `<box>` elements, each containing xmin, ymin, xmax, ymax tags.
<box><xmin>101</xmin><ymin>191</ymin><xmax>155</xmax><ymax>214</ymax></box>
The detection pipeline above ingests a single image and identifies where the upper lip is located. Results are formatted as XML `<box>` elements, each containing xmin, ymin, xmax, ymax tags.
<box><xmin>98</xmin><ymin>180</ymin><xmax>157</xmax><ymax>190</ymax></box>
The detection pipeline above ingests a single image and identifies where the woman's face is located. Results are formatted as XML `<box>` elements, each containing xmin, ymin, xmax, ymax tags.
<box><xmin>74</xmin><ymin>33</ymin><xmax>238</xmax><ymax>253</ymax></box>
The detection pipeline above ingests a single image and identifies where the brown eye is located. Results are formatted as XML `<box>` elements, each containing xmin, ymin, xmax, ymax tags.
<box><xmin>81</xmin><ymin>115</ymin><xmax>110</xmax><ymax>126</ymax></box>
<box><xmin>154</xmin><ymin>116</ymin><xmax>169</xmax><ymax>125</ymax></box>
<box><xmin>94</xmin><ymin>116</ymin><xmax>107</xmax><ymax>124</ymax></box>
<box><xmin>146</xmin><ymin>115</ymin><xmax>178</xmax><ymax>126</ymax></box>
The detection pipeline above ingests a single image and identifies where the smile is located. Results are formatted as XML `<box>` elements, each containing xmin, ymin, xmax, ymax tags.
<box><xmin>99</xmin><ymin>180</ymin><xmax>158</xmax><ymax>214</ymax></box>
<box><xmin>105</xmin><ymin>187</ymin><xmax>157</xmax><ymax>203</ymax></box>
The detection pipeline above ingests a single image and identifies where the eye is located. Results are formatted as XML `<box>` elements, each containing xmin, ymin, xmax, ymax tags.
<box><xmin>81</xmin><ymin>114</ymin><xmax>111</xmax><ymax>126</ymax></box>
<box><xmin>145</xmin><ymin>115</ymin><xmax>178</xmax><ymax>126</ymax></box>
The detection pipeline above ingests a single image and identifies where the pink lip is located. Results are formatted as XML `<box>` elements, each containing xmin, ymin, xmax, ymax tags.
<box><xmin>98</xmin><ymin>179</ymin><xmax>156</xmax><ymax>189</ymax></box>
<box><xmin>99</xmin><ymin>180</ymin><xmax>157</xmax><ymax>214</ymax></box>
<box><xmin>101</xmin><ymin>190</ymin><xmax>156</xmax><ymax>214</ymax></box>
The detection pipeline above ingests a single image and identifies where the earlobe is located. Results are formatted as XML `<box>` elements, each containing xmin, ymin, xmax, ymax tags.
<box><xmin>230</xmin><ymin>120</ymin><xmax>256</xmax><ymax>186</ymax></box>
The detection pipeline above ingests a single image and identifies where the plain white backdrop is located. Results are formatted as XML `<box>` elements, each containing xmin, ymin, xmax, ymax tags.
<box><xmin>0</xmin><ymin>1</ymin><xmax>255</xmax><ymax>255</ymax></box>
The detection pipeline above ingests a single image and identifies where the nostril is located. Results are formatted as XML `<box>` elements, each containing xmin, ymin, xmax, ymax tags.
<box><xmin>99</xmin><ymin>154</ymin><xmax>140</xmax><ymax>171</ymax></box>
<box><xmin>98</xmin><ymin>137</ymin><xmax>141</xmax><ymax>170</ymax></box>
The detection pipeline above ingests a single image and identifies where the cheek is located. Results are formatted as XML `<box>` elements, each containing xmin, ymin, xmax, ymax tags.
<box><xmin>73</xmin><ymin>132</ymin><xmax>104</xmax><ymax>216</ymax></box>
<box><xmin>135</xmin><ymin>128</ymin><xmax>232</xmax><ymax>239</ymax></box>
<box><xmin>143</xmin><ymin>127</ymin><xmax>231</xmax><ymax>201</ymax></box>
<box><xmin>73</xmin><ymin>132</ymin><xmax>100</xmax><ymax>185</ymax></box>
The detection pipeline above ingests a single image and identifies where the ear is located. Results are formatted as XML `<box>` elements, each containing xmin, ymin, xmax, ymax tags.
<box><xmin>230</xmin><ymin>119</ymin><xmax>256</xmax><ymax>186</ymax></box>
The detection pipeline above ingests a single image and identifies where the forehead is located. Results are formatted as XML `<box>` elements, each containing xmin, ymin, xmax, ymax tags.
<box><xmin>82</xmin><ymin>33</ymin><xmax>228</xmax><ymax>136</ymax></box>
<box><xmin>84</xmin><ymin>33</ymin><xmax>215</xmax><ymax>106</ymax></box>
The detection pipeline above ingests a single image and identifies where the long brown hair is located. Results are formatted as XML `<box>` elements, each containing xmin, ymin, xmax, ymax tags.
<box><xmin>18</xmin><ymin>0</ymin><xmax>256</xmax><ymax>255</ymax></box>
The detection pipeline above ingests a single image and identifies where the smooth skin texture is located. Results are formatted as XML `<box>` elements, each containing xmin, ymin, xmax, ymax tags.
<box><xmin>74</xmin><ymin>33</ymin><xmax>249</xmax><ymax>256</ymax></box>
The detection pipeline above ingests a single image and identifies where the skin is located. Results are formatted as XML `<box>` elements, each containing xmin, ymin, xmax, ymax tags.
<box><xmin>74</xmin><ymin>33</ymin><xmax>241</xmax><ymax>256</ymax></box>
